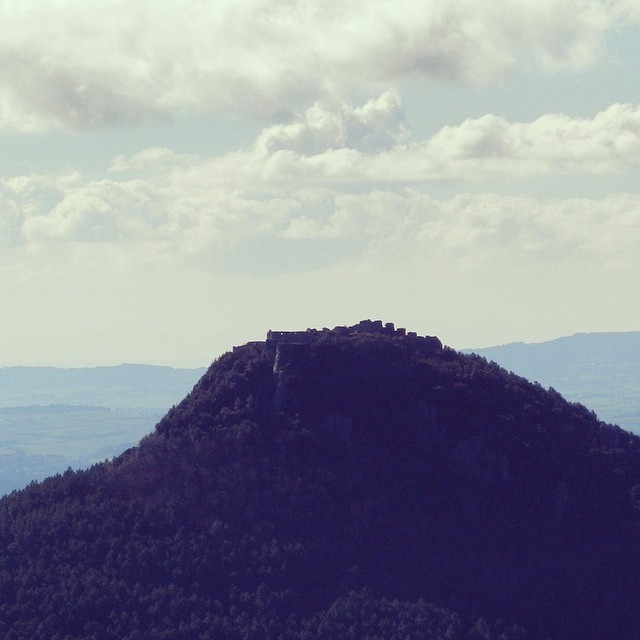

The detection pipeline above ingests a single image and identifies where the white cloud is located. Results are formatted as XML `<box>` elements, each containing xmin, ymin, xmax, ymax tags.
<box><xmin>2</xmin><ymin>93</ymin><xmax>639</xmax><ymax>276</ymax></box>
<box><xmin>22</xmin><ymin>179</ymin><xmax>161</xmax><ymax>243</ymax></box>
<box><xmin>129</xmin><ymin>96</ymin><xmax>640</xmax><ymax>191</ymax></box>
<box><xmin>109</xmin><ymin>147</ymin><xmax>198</xmax><ymax>174</ymax></box>
<box><xmin>616</xmin><ymin>0</ymin><xmax>640</xmax><ymax>22</ymax></box>
<box><xmin>239</xmin><ymin>99</ymin><xmax>640</xmax><ymax>183</ymax></box>
<box><xmin>2</xmin><ymin>163</ymin><xmax>638</xmax><ymax>276</ymax></box>
<box><xmin>279</xmin><ymin>190</ymin><xmax>640</xmax><ymax>271</ymax></box>
<box><xmin>255</xmin><ymin>90</ymin><xmax>409</xmax><ymax>155</ymax></box>
<box><xmin>417</xmin><ymin>102</ymin><xmax>640</xmax><ymax>176</ymax></box>
<box><xmin>0</xmin><ymin>170</ymin><xmax>301</xmax><ymax>270</ymax></box>
<box><xmin>0</xmin><ymin>0</ymin><xmax>631</xmax><ymax>132</ymax></box>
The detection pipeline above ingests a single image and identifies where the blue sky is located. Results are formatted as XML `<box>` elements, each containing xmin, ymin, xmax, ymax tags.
<box><xmin>1</xmin><ymin>0</ymin><xmax>639</xmax><ymax>366</ymax></box>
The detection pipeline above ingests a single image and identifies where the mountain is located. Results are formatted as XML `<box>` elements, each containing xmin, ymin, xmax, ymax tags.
<box><xmin>1</xmin><ymin>321</ymin><xmax>640</xmax><ymax>639</ymax></box>
<box><xmin>0</xmin><ymin>364</ymin><xmax>206</xmax><ymax>496</ymax></box>
<box><xmin>466</xmin><ymin>332</ymin><xmax>640</xmax><ymax>432</ymax></box>
<box><xmin>0</xmin><ymin>363</ymin><xmax>207</xmax><ymax>409</ymax></box>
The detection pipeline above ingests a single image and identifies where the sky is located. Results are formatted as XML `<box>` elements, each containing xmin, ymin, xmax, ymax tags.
<box><xmin>1</xmin><ymin>0</ymin><xmax>639</xmax><ymax>367</ymax></box>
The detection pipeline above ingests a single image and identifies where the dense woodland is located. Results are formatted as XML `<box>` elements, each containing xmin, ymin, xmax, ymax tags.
<box><xmin>1</xmin><ymin>323</ymin><xmax>640</xmax><ymax>639</ymax></box>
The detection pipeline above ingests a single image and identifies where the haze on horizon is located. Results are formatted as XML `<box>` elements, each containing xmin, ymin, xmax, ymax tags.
<box><xmin>1</xmin><ymin>0</ymin><xmax>639</xmax><ymax>368</ymax></box>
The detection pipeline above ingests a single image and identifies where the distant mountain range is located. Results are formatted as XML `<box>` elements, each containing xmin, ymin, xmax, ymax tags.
<box><xmin>0</xmin><ymin>364</ymin><xmax>205</xmax><ymax>495</ymax></box>
<box><xmin>466</xmin><ymin>331</ymin><xmax>640</xmax><ymax>433</ymax></box>
<box><xmin>0</xmin><ymin>363</ymin><xmax>207</xmax><ymax>409</ymax></box>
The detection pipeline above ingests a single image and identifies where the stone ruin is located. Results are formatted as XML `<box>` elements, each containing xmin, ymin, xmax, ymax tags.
<box><xmin>266</xmin><ymin>320</ymin><xmax>439</xmax><ymax>346</ymax></box>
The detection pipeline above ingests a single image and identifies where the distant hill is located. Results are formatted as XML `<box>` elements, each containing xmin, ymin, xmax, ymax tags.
<box><xmin>0</xmin><ymin>363</ymin><xmax>207</xmax><ymax>409</ymax></box>
<box><xmin>0</xmin><ymin>364</ymin><xmax>205</xmax><ymax>495</ymax></box>
<box><xmin>466</xmin><ymin>332</ymin><xmax>640</xmax><ymax>432</ymax></box>
<box><xmin>2</xmin><ymin>322</ymin><xmax>640</xmax><ymax>639</ymax></box>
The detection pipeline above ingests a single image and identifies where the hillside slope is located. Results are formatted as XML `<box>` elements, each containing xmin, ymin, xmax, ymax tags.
<box><xmin>467</xmin><ymin>331</ymin><xmax>640</xmax><ymax>431</ymax></box>
<box><xmin>0</xmin><ymin>364</ymin><xmax>206</xmax><ymax>495</ymax></box>
<box><xmin>1</xmin><ymin>322</ymin><xmax>640</xmax><ymax>639</ymax></box>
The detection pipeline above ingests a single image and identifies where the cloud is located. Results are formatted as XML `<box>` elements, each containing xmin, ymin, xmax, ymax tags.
<box><xmin>279</xmin><ymin>190</ymin><xmax>640</xmax><ymax>271</ymax></box>
<box><xmin>1</xmin><ymin>170</ymin><xmax>302</xmax><ymax>272</ymax></box>
<box><xmin>616</xmin><ymin>0</ymin><xmax>640</xmax><ymax>22</ymax></box>
<box><xmin>254</xmin><ymin>90</ymin><xmax>409</xmax><ymax>155</ymax></box>
<box><xmin>2</xmin><ymin>163</ymin><xmax>639</xmax><ymax>278</ymax></box>
<box><xmin>22</xmin><ymin>179</ymin><xmax>161</xmax><ymax>243</ymax></box>
<box><xmin>240</xmin><ymin>99</ymin><xmax>640</xmax><ymax>183</ymax></box>
<box><xmin>0</xmin><ymin>50</ymin><xmax>166</xmax><ymax>133</ymax></box>
<box><xmin>121</xmin><ymin>96</ymin><xmax>640</xmax><ymax>189</ymax></box>
<box><xmin>416</xmin><ymin>101</ymin><xmax>640</xmax><ymax>176</ymax></box>
<box><xmin>2</xmin><ymin>92</ymin><xmax>639</xmax><ymax>275</ymax></box>
<box><xmin>0</xmin><ymin>0</ymin><xmax>631</xmax><ymax>132</ymax></box>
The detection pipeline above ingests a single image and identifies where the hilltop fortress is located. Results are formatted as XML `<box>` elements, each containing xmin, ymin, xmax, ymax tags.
<box><xmin>238</xmin><ymin>321</ymin><xmax>444</xmax><ymax>370</ymax></box>
<box><xmin>262</xmin><ymin>320</ymin><xmax>444</xmax><ymax>405</ymax></box>
<box><xmin>264</xmin><ymin>319</ymin><xmax>443</xmax><ymax>364</ymax></box>
<box><xmin>266</xmin><ymin>319</ymin><xmax>441</xmax><ymax>348</ymax></box>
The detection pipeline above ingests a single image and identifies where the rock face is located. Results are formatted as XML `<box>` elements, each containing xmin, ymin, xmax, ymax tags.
<box><xmin>2</xmin><ymin>322</ymin><xmax>640</xmax><ymax>640</ymax></box>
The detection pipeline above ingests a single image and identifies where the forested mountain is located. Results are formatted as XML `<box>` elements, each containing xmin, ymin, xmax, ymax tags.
<box><xmin>467</xmin><ymin>332</ymin><xmax>640</xmax><ymax>432</ymax></box>
<box><xmin>1</xmin><ymin>322</ymin><xmax>640</xmax><ymax>639</ymax></box>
